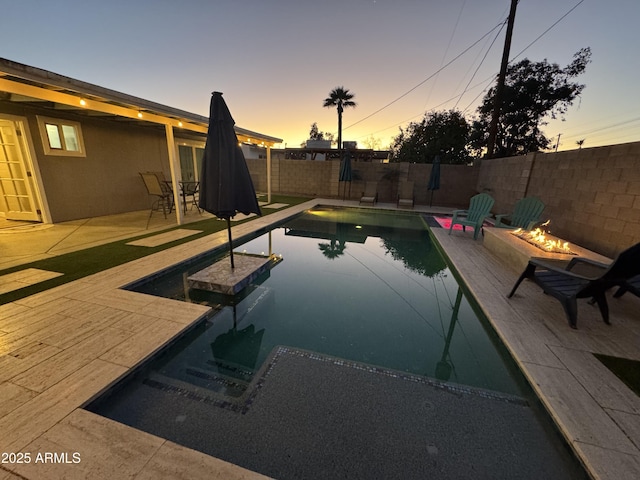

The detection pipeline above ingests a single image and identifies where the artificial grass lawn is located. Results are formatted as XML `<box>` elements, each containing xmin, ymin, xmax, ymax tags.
<box><xmin>0</xmin><ymin>195</ymin><xmax>310</xmax><ymax>304</ymax></box>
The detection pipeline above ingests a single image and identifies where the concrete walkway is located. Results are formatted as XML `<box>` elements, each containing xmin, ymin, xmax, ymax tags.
<box><xmin>0</xmin><ymin>199</ymin><xmax>638</xmax><ymax>479</ymax></box>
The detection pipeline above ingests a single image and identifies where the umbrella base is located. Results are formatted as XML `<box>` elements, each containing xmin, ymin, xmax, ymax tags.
<box><xmin>188</xmin><ymin>253</ymin><xmax>282</xmax><ymax>295</ymax></box>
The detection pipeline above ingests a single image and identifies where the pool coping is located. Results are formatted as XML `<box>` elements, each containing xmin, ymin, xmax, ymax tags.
<box><xmin>0</xmin><ymin>198</ymin><xmax>638</xmax><ymax>479</ymax></box>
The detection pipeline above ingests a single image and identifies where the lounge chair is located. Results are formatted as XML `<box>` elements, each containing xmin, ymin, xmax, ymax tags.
<box><xmin>494</xmin><ymin>197</ymin><xmax>545</xmax><ymax>230</ymax></box>
<box><xmin>613</xmin><ymin>274</ymin><xmax>640</xmax><ymax>299</ymax></box>
<box><xmin>397</xmin><ymin>181</ymin><xmax>414</xmax><ymax>209</ymax></box>
<box><xmin>448</xmin><ymin>193</ymin><xmax>495</xmax><ymax>240</ymax></box>
<box><xmin>360</xmin><ymin>182</ymin><xmax>378</xmax><ymax>205</ymax></box>
<box><xmin>507</xmin><ymin>242</ymin><xmax>640</xmax><ymax>329</ymax></box>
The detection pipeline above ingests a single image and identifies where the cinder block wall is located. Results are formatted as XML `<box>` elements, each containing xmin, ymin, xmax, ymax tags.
<box><xmin>478</xmin><ymin>141</ymin><xmax>640</xmax><ymax>257</ymax></box>
<box><xmin>247</xmin><ymin>158</ymin><xmax>480</xmax><ymax>207</ymax></box>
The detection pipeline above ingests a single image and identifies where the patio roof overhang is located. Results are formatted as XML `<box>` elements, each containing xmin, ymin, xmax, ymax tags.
<box><xmin>0</xmin><ymin>58</ymin><xmax>282</xmax><ymax>146</ymax></box>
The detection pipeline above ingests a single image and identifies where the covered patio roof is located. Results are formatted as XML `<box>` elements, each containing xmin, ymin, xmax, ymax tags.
<box><xmin>0</xmin><ymin>57</ymin><xmax>282</xmax><ymax>146</ymax></box>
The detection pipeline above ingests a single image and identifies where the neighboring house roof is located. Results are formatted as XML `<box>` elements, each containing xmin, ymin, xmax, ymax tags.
<box><xmin>0</xmin><ymin>57</ymin><xmax>282</xmax><ymax>146</ymax></box>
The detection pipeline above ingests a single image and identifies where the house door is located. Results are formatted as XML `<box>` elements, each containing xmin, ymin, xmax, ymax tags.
<box><xmin>0</xmin><ymin>118</ymin><xmax>42</xmax><ymax>221</ymax></box>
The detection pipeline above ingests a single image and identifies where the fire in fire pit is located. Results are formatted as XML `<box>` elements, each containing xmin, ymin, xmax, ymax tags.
<box><xmin>510</xmin><ymin>220</ymin><xmax>576</xmax><ymax>255</ymax></box>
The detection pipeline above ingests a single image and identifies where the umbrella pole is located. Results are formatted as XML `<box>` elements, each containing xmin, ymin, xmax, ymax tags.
<box><xmin>430</xmin><ymin>190</ymin><xmax>434</xmax><ymax>207</ymax></box>
<box><xmin>226</xmin><ymin>218</ymin><xmax>235</xmax><ymax>269</ymax></box>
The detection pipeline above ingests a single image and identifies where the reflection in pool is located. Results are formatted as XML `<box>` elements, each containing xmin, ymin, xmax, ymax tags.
<box><xmin>124</xmin><ymin>207</ymin><xmax>523</xmax><ymax>397</ymax></box>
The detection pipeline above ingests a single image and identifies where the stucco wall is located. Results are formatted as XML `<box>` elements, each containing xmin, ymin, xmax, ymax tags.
<box><xmin>477</xmin><ymin>142</ymin><xmax>640</xmax><ymax>257</ymax></box>
<box><xmin>34</xmin><ymin>118</ymin><xmax>170</xmax><ymax>222</ymax></box>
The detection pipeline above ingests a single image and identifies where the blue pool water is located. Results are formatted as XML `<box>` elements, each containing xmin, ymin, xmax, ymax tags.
<box><xmin>87</xmin><ymin>207</ymin><xmax>586</xmax><ymax>479</ymax></box>
<box><xmin>123</xmin><ymin>207</ymin><xmax>523</xmax><ymax>396</ymax></box>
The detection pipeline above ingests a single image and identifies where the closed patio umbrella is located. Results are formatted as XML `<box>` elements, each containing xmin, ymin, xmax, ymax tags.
<box><xmin>199</xmin><ymin>92</ymin><xmax>261</xmax><ymax>268</ymax></box>
<box><xmin>339</xmin><ymin>149</ymin><xmax>353</xmax><ymax>199</ymax></box>
<box><xmin>427</xmin><ymin>154</ymin><xmax>441</xmax><ymax>207</ymax></box>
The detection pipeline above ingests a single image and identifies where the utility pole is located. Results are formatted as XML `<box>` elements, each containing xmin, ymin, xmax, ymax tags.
<box><xmin>555</xmin><ymin>133</ymin><xmax>562</xmax><ymax>152</ymax></box>
<box><xmin>486</xmin><ymin>0</ymin><xmax>518</xmax><ymax>159</ymax></box>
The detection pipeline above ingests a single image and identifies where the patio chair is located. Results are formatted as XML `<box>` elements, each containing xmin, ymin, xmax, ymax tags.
<box><xmin>140</xmin><ymin>172</ymin><xmax>173</xmax><ymax>227</ymax></box>
<box><xmin>448</xmin><ymin>193</ymin><xmax>495</xmax><ymax>240</ymax></box>
<box><xmin>494</xmin><ymin>197</ymin><xmax>545</xmax><ymax>230</ymax></box>
<box><xmin>360</xmin><ymin>182</ymin><xmax>378</xmax><ymax>205</ymax></box>
<box><xmin>181</xmin><ymin>181</ymin><xmax>201</xmax><ymax>214</ymax></box>
<box><xmin>397</xmin><ymin>181</ymin><xmax>414</xmax><ymax>209</ymax></box>
<box><xmin>613</xmin><ymin>274</ymin><xmax>640</xmax><ymax>299</ymax></box>
<box><xmin>507</xmin><ymin>242</ymin><xmax>640</xmax><ymax>329</ymax></box>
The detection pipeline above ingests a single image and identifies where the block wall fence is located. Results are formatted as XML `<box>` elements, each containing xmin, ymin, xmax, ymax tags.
<box><xmin>247</xmin><ymin>140</ymin><xmax>640</xmax><ymax>257</ymax></box>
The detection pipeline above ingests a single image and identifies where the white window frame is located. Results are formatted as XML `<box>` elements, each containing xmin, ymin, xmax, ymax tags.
<box><xmin>36</xmin><ymin>116</ymin><xmax>86</xmax><ymax>157</ymax></box>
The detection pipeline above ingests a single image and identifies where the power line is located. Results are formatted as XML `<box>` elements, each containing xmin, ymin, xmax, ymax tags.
<box><xmin>353</xmin><ymin>0</ymin><xmax>587</xmax><ymax>144</ymax></box>
<box><xmin>510</xmin><ymin>0</ymin><xmax>585</xmax><ymax>62</ymax></box>
<box><xmin>343</xmin><ymin>19</ymin><xmax>507</xmax><ymax>132</ymax></box>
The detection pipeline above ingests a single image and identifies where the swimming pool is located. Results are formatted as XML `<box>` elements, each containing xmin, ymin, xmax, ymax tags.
<box><xmin>87</xmin><ymin>207</ymin><xmax>586</xmax><ymax>479</ymax></box>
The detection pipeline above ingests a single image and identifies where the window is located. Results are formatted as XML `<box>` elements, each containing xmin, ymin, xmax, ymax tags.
<box><xmin>37</xmin><ymin>116</ymin><xmax>86</xmax><ymax>157</ymax></box>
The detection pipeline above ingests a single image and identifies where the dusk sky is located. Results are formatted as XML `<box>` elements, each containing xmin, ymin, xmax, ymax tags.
<box><xmin>2</xmin><ymin>0</ymin><xmax>639</xmax><ymax>151</ymax></box>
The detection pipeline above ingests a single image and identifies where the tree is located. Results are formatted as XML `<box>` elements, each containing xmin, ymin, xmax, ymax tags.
<box><xmin>363</xmin><ymin>135</ymin><xmax>382</xmax><ymax>150</ymax></box>
<box><xmin>308</xmin><ymin>122</ymin><xmax>325</xmax><ymax>140</ymax></box>
<box><xmin>389</xmin><ymin>110</ymin><xmax>470</xmax><ymax>164</ymax></box>
<box><xmin>470</xmin><ymin>48</ymin><xmax>591</xmax><ymax>158</ymax></box>
<box><xmin>323</xmin><ymin>87</ymin><xmax>356</xmax><ymax>150</ymax></box>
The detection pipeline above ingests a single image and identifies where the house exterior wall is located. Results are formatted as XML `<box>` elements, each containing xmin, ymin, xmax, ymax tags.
<box><xmin>477</xmin><ymin>141</ymin><xmax>640</xmax><ymax>257</ymax></box>
<box><xmin>1</xmin><ymin>101</ymin><xmax>195</xmax><ymax>222</ymax></box>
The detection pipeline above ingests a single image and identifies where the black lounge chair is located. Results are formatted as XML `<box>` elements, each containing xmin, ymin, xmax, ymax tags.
<box><xmin>507</xmin><ymin>242</ymin><xmax>640</xmax><ymax>329</ymax></box>
<box><xmin>613</xmin><ymin>274</ymin><xmax>640</xmax><ymax>299</ymax></box>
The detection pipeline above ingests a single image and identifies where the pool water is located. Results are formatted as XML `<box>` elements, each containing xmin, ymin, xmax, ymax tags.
<box><xmin>86</xmin><ymin>207</ymin><xmax>588</xmax><ymax>479</ymax></box>
<box><xmin>120</xmin><ymin>207</ymin><xmax>524</xmax><ymax>397</ymax></box>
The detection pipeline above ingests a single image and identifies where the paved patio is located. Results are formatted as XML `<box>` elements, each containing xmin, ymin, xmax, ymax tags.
<box><xmin>0</xmin><ymin>200</ymin><xmax>638</xmax><ymax>479</ymax></box>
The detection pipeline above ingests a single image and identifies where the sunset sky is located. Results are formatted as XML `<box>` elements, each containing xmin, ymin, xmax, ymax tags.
<box><xmin>2</xmin><ymin>0</ymin><xmax>639</xmax><ymax>151</ymax></box>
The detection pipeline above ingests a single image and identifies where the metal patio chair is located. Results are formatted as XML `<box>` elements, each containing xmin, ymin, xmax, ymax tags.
<box><xmin>140</xmin><ymin>172</ymin><xmax>173</xmax><ymax>227</ymax></box>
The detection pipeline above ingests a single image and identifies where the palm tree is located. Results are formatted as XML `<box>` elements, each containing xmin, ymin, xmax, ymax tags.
<box><xmin>323</xmin><ymin>87</ymin><xmax>356</xmax><ymax>150</ymax></box>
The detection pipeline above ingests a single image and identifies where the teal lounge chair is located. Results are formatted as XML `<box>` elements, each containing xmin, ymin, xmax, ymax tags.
<box><xmin>494</xmin><ymin>197</ymin><xmax>545</xmax><ymax>230</ymax></box>
<box><xmin>449</xmin><ymin>193</ymin><xmax>495</xmax><ymax>240</ymax></box>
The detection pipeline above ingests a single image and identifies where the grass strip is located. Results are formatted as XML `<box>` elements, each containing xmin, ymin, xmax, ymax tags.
<box><xmin>0</xmin><ymin>195</ymin><xmax>309</xmax><ymax>304</ymax></box>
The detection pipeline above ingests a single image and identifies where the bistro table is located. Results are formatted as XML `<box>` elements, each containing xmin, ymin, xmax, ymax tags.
<box><xmin>164</xmin><ymin>180</ymin><xmax>200</xmax><ymax>214</ymax></box>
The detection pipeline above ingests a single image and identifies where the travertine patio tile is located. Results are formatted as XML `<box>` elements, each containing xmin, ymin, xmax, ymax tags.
<box><xmin>10</xmin><ymin>409</ymin><xmax>164</xmax><ymax>480</ymax></box>
<box><xmin>551</xmin><ymin>345</ymin><xmax>640</xmax><ymax>415</ymax></box>
<box><xmin>491</xmin><ymin>320</ymin><xmax>564</xmax><ymax>368</ymax></box>
<box><xmin>12</xmin><ymin>282</ymin><xmax>88</xmax><ymax>308</ymax></box>
<box><xmin>0</xmin><ymin>302</ymin><xmax>30</xmax><ymax>325</ymax></box>
<box><xmin>0</xmin><ymin>299</ymin><xmax>83</xmax><ymax>333</ymax></box>
<box><xmin>525</xmin><ymin>362</ymin><xmax>637</xmax><ymax>455</ymax></box>
<box><xmin>0</xmin><ymin>382</ymin><xmax>38</xmax><ymax>417</ymax></box>
<box><xmin>103</xmin><ymin>311</ymin><xmax>159</xmax><ymax>333</ymax></box>
<box><xmin>136</xmin><ymin>440</ymin><xmax>272</xmax><ymax>480</ymax></box>
<box><xmin>0</xmin><ymin>342</ymin><xmax>62</xmax><ymax>382</ymax></box>
<box><xmin>607</xmin><ymin>409</ymin><xmax>640</xmax><ymax>451</ymax></box>
<box><xmin>574</xmin><ymin>441</ymin><xmax>640</xmax><ymax>480</ymax></box>
<box><xmin>57</xmin><ymin>301</ymin><xmax>108</xmax><ymax>320</ymax></box>
<box><xmin>142</xmin><ymin>296</ymin><xmax>212</xmax><ymax>324</ymax></box>
<box><xmin>0</xmin><ymin>282</ymin><xmax>27</xmax><ymax>295</ymax></box>
<box><xmin>86</xmin><ymin>288</ymin><xmax>157</xmax><ymax>311</ymax></box>
<box><xmin>99</xmin><ymin>319</ymin><xmax>191</xmax><ymax>368</ymax></box>
<box><xmin>0</xmin><ymin>313</ymin><xmax>74</xmax><ymax>350</ymax></box>
<box><xmin>0</xmin><ymin>359</ymin><xmax>127</xmax><ymax>452</ymax></box>
<box><xmin>12</xmin><ymin>327</ymin><xmax>131</xmax><ymax>392</ymax></box>
<box><xmin>126</xmin><ymin>228</ymin><xmax>202</xmax><ymax>247</ymax></box>
<box><xmin>40</xmin><ymin>315</ymin><xmax>112</xmax><ymax>349</ymax></box>
<box><xmin>0</xmin><ymin>468</ymin><xmax>23</xmax><ymax>479</ymax></box>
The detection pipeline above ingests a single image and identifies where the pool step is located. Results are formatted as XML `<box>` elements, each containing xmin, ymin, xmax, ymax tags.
<box><xmin>145</xmin><ymin>366</ymin><xmax>251</xmax><ymax>399</ymax></box>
